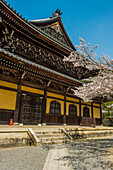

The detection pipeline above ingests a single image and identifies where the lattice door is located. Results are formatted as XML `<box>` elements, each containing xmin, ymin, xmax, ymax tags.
<box><xmin>32</xmin><ymin>98</ymin><xmax>42</xmax><ymax>122</ymax></box>
<box><xmin>21</xmin><ymin>94</ymin><xmax>42</xmax><ymax>124</ymax></box>
<box><xmin>21</xmin><ymin>95</ymin><xmax>31</xmax><ymax>123</ymax></box>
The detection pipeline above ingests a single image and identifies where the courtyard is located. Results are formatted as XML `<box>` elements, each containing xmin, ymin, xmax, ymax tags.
<box><xmin>0</xmin><ymin>137</ymin><xmax>113</xmax><ymax>170</ymax></box>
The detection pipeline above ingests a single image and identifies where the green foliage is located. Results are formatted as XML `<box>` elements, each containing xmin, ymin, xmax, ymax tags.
<box><xmin>102</xmin><ymin>101</ymin><xmax>113</xmax><ymax>108</ymax></box>
<box><xmin>81</xmin><ymin>79</ymin><xmax>92</xmax><ymax>83</ymax></box>
<box><xmin>102</xmin><ymin>118</ymin><xmax>113</xmax><ymax>126</ymax></box>
<box><xmin>102</xmin><ymin>101</ymin><xmax>113</xmax><ymax>117</ymax></box>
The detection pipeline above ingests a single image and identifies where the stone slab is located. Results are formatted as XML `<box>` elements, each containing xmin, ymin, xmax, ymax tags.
<box><xmin>43</xmin><ymin>144</ymin><xmax>73</xmax><ymax>170</ymax></box>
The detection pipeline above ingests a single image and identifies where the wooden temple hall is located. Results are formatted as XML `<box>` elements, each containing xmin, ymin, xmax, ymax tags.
<box><xmin>0</xmin><ymin>1</ymin><xmax>101</xmax><ymax>126</ymax></box>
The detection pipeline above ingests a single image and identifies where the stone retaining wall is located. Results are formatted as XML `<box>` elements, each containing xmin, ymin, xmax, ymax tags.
<box><xmin>0</xmin><ymin>131</ymin><xmax>28</xmax><ymax>148</ymax></box>
<box><xmin>0</xmin><ymin>126</ymin><xmax>113</xmax><ymax>148</ymax></box>
<box><xmin>65</xmin><ymin>128</ymin><xmax>113</xmax><ymax>140</ymax></box>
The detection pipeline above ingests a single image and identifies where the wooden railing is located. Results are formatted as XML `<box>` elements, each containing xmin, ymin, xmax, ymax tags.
<box><xmin>80</xmin><ymin>117</ymin><xmax>96</xmax><ymax>126</ymax></box>
<box><xmin>66</xmin><ymin>116</ymin><xmax>79</xmax><ymax>125</ymax></box>
<box><xmin>0</xmin><ymin>109</ymin><xmax>14</xmax><ymax>124</ymax></box>
<box><xmin>44</xmin><ymin>114</ymin><xmax>64</xmax><ymax>124</ymax></box>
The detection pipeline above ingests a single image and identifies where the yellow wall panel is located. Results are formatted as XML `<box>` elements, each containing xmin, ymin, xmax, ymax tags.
<box><xmin>66</xmin><ymin>97</ymin><xmax>79</xmax><ymax>103</ymax></box>
<box><xmin>47</xmin><ymin>92</ymin><xmax>64</xmax><ymax>99</ymax></box>
<box><xmin>93</xmin><ymin>107</ymin><xmax>100</xmax><ymax>118</ymax></box>
<box><xmin>0</xmin><ymin>89</ymin><xmax>17</xmax><ymax>110</ymax></box>
<box><xmin>21</xmin><ymin>86</ymin><xmax>44</xmax><ymax>95</ymax></box>
<box><xmin>0</xmin><ymin>80</ymin><xmax>17</xmax><ymax>89</ymax></box>
<box><xmin>66</xmin><ymin>102</ymin><xmax>79</xmax><ymax>116</ymax></box>
<box><xmin>46</xmin><ymin>98</ymin><xmax>64</xmax><ymax>115</ymax></box>
<box><xmin>93</xmin><ymin>103</ymin><xmax>100</xmax><ymax>107</ymax></box>
<box><xmin>81</xmin><ymin>105</ymin><xmax>91</xmax><ymax>117</ymax></box>
<box><xmin>81</xmin><ymin>100</ymin><xmax>91</xmax><ymax>105</ymax></box>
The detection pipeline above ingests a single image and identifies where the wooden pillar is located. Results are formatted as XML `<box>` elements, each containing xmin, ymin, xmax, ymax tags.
<box><xmin>63</xmin><ymin>91</ymin><xmax>67</xmax><ymax>125</ymax></box>
<box><xmin>91</xmin><ymin>102</ymin><xmax>93</xmax><ymax>118</ymax></box>
<box><xmin>42</xmin><ymin>88</ymin><xmax>47</xmax><ymax>124</ymax></box>
<box><xmin>91</xmin><ymin>102</ymin><xmax>95</xmax><ymax>126</ymax></box>
<box><xmin>13</xmin><ymin>83</ymin><xmax>21</xmax><ymax>124</ymax></box>
<box><xmin>79</xmin><ymin>99</ymin><xmax>81</xmax><ymax>117</ymax></box>
<box><xmin>100</xmin><ymin>104</ymin><xmax>102</xmax><ymax>125</ymax></box>
<box><xmin>79</xmin><ymin>99</ymin><xmax>81</xmax><ymax>125</ymax></box>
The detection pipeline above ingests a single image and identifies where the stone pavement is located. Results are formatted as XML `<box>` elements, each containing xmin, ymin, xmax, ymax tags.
<box><xmin>43</xmin><ymin>136</ymin><xmax>113</xmax><ymax>170</ymax></box>
<box><xmin>0</xmin><ymin>138</ymin><xmax>113</xmax><ymax>169</ymax></box>
<box><xmin>66</xmin><ymin>137</ymin><xmax>113</xmax><ymax>170</ymax></box>
<box><xmin>0</xmin><ymin>128</ymin><xmax>113</xmax><ymax>169</ymax></box>
<box><xmin>0</xmin><ymin>146</ymin><xmax>49</xmax><ymax>170</ymax></box>
<box><xmin>43</xmin><ymin>144</ymin><xmax>73</xmax><ymax>170</ymax></box>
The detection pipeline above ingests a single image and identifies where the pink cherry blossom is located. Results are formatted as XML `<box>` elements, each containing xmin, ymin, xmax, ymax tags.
<box><xmin>64</xmin><ymin>37</ymin><xmax>113</xmax><ymax>102</ymax></box>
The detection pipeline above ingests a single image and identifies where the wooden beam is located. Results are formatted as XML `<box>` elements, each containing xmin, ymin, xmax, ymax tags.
<box><xmin>63</xmin><ymin>90</ymin><xmax>66</xmax><ymax>124</ymax></box>
<box><xmin>91</xmin><ymin>102</ymin><xmax>93</xmax><ymax>118</ymax></box>
<box><xmin>13</xmin><ymin>82</ymin><xmax>21</xmax><ymax>124</ymax></box>
<box><xmin>42</xmin><ymin>88</ymin><xmax>47</xmax><ymax>124</ymax></box>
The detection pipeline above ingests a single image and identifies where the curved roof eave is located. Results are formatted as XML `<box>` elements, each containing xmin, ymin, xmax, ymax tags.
<box><xmin>29</xmin><ymin>15</ymin><xmax>60</xmax><ymax>25</ymax></box>
<box><xmin>29</xmin><ymin>16</ymin><xmax>76</xmax><ymax>51</ymax></box>
<box><xmin>0</xmin><ymin>1</ymin><xmax>74</xmax><ymax>53</ymax></box>
<box><xmin>0</xmin><ymin>47</ymin><xmax>83</xmax><ymax>85</ymax></box>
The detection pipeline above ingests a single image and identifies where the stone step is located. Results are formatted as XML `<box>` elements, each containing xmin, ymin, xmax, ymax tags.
<box><xmin>35</xmin><ymin>131</ymin><xmax>61</xmax><ymax>135</ymax></box>
<box><xmin>30</xmin><ymin>129</ymin><xmax>71</xmax><ymax>145</ymax></box>
<box><xmin>36</xmin><ymin>133</ymin><xmax>65</xmax><ymax>138</ymax></box>
<box><xmin>40</xmin><ymin>136</ymin><xmax>66</xmax><ymax>142</ymax></box>
<box><xmin>41</xmin><ymin>139</ymin><xmax>70</xmax><ymax>145</ymax></box>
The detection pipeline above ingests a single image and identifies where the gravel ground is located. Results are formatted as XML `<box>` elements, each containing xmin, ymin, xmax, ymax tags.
<box><xmin>0</xmin><ymin>146</ymin><xmax>50</xmax><ymax>170</ymax></box>
<box><xmin>65</xmin><ymin>138</ymin><xmax>113</xmax><ymax>170</ymax></box>
<box><xmin>0</xmin><ymin>138</ymin><xmax>113</xmax><ymax>170</ymax></box>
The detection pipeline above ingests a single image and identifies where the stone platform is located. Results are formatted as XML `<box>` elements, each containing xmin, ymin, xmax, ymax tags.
<box><xmin>0</xmin><ymin>125</ymin><xmax>113</xmax><ymax>148</ymax></box>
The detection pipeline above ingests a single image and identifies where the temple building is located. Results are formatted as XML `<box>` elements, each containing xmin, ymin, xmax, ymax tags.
<box><xmin>0</xmin><ymin>1</ymin><xmax>101</xmax><ymax>126</ymax></box>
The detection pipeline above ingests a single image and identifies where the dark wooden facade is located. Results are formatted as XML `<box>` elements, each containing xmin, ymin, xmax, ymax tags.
<box><xmin>0</xmin><ymin>1</ymin><xmax>101</xmax><ymax>126</ymax></box>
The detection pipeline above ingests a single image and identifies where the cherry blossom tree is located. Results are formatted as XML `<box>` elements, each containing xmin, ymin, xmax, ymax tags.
<box><xmin>64</xmin><ymin>37</ymin><xmax>113</xmax><ymax>102</ymax></box>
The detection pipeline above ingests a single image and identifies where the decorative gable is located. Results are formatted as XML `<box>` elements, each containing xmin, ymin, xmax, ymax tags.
<box><xmin>29</xmin><ymin>9</ymin><xmax>75</xmax><ymax>50</ymax></box>
<box><xmin>41</xmin><ymin>25</ymin><xmax>68</xmax><ymax>45</ymax></box>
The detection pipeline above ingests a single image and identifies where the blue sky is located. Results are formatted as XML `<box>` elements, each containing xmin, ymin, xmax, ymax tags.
<box><xmin>7</xmin><ymin>0</ymin><xmax>113</xmax><ymax>59</ymax></box>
